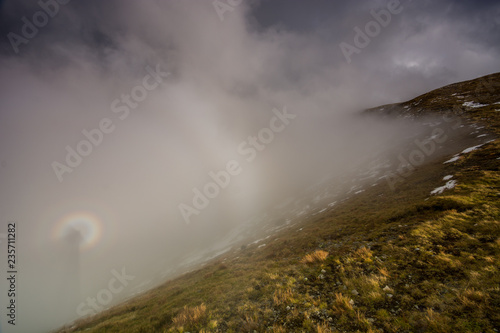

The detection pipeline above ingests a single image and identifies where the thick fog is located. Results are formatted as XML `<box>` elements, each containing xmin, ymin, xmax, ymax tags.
<box><xmin>0</xmin><ymin>0</ymin><xmax>499</xmax><ymax>332</ymax></box>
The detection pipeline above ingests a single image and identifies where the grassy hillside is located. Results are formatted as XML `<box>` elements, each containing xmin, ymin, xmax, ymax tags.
<box><xmin>57</xmin><ymin>73</ymin><xmax>500</xmax><ymax>333</ymax></box>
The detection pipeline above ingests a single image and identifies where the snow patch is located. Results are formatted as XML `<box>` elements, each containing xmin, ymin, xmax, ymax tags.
<box><xmin>444</xmin><ymin>156</ymin><xmax>460</xmax><ymax>164</ymax></box>
<box><xmin>461</xmin><ymin>144</ymin><xmax>484</xmax><ymax>154</ymax></box>
<box><xmin>463</xmin><ymin>101</ymin><xmax>488</xmax><ymax>108</ymax></box>
<box><xmin>431</xmin><ymin>180</ymin><xmax>457</xmax><ymax>195</ymax></box>
<box><xmin>442</xmin><ymin>175</ymin><xmax>453</xmax><ymax>181</ymax></box>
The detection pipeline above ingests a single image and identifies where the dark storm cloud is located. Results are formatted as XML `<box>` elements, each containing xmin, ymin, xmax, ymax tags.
<box><xmin>252</xmin><ymin>0</ymin><xmax>500</xmax><ymax>45</ymax></box>
<box><xmin>1</xmin><ymin>0</ymin><xmax>498</xmax><ymax>89</ymax></box>
<box><xmin>250</xmin><ymin>0</ymin><xmax>500</xmax><ymax>98</ymax></box>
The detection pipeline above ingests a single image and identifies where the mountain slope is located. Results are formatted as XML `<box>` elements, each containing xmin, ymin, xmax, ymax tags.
<box><xmin>57</xmin><ymin>73</ymin><xmax>500</xmax><ymax>333</ymax></box>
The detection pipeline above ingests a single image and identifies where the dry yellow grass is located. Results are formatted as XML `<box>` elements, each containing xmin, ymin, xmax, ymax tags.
<box><xmin>171</xmin><ymin>303</ymin><xmax>207</xmax><ymax>328</ymax></box>
<box><xmin>273</xmin><ymin>287</ymin><xmax>294</xmax><ymax>306</ymax></box>
<box><xmin>316</xmin><ymin>322</ymin><xmax>333</xmax><ymax>332</ymax></box>
<box><xmin>331</xmin><ymin>292</ymin><xmax>353</xmax><ymax>315</ymax></box>
<box><xmin>301</xmin><ymin>249</ymin><xmax>329</xmax><ymax>264</ymax></box>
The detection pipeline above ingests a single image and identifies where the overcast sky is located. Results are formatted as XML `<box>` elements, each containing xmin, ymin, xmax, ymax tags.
<box><xmin>1</xmin><ymin>0</ymin><xmax>499</xmax><ymax>94</ymax></box>
<box><xmin>0</xmin><ymin>1</ymin><xmax>499</xmax><ymax>332</ymax></box>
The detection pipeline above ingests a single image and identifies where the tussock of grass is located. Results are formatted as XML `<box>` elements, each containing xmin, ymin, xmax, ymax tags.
<box><xmin>331</xmin><ymin>292</ymin><xmax>354</xmax><ymax>315</ymax></box>
<box><xmin>273</xmin><ymin>287</ymin><xmax>294</xmax><ymax>306</ymax></box>
<box><xmin>171</xmin><ymin>303</ymin><xmax>207</xmax><ymax>328</ymax></box>
<box><xmin>301</xmin><ymin>249</ymin><xmax>329</xmax><ymax>264</ymax></box>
